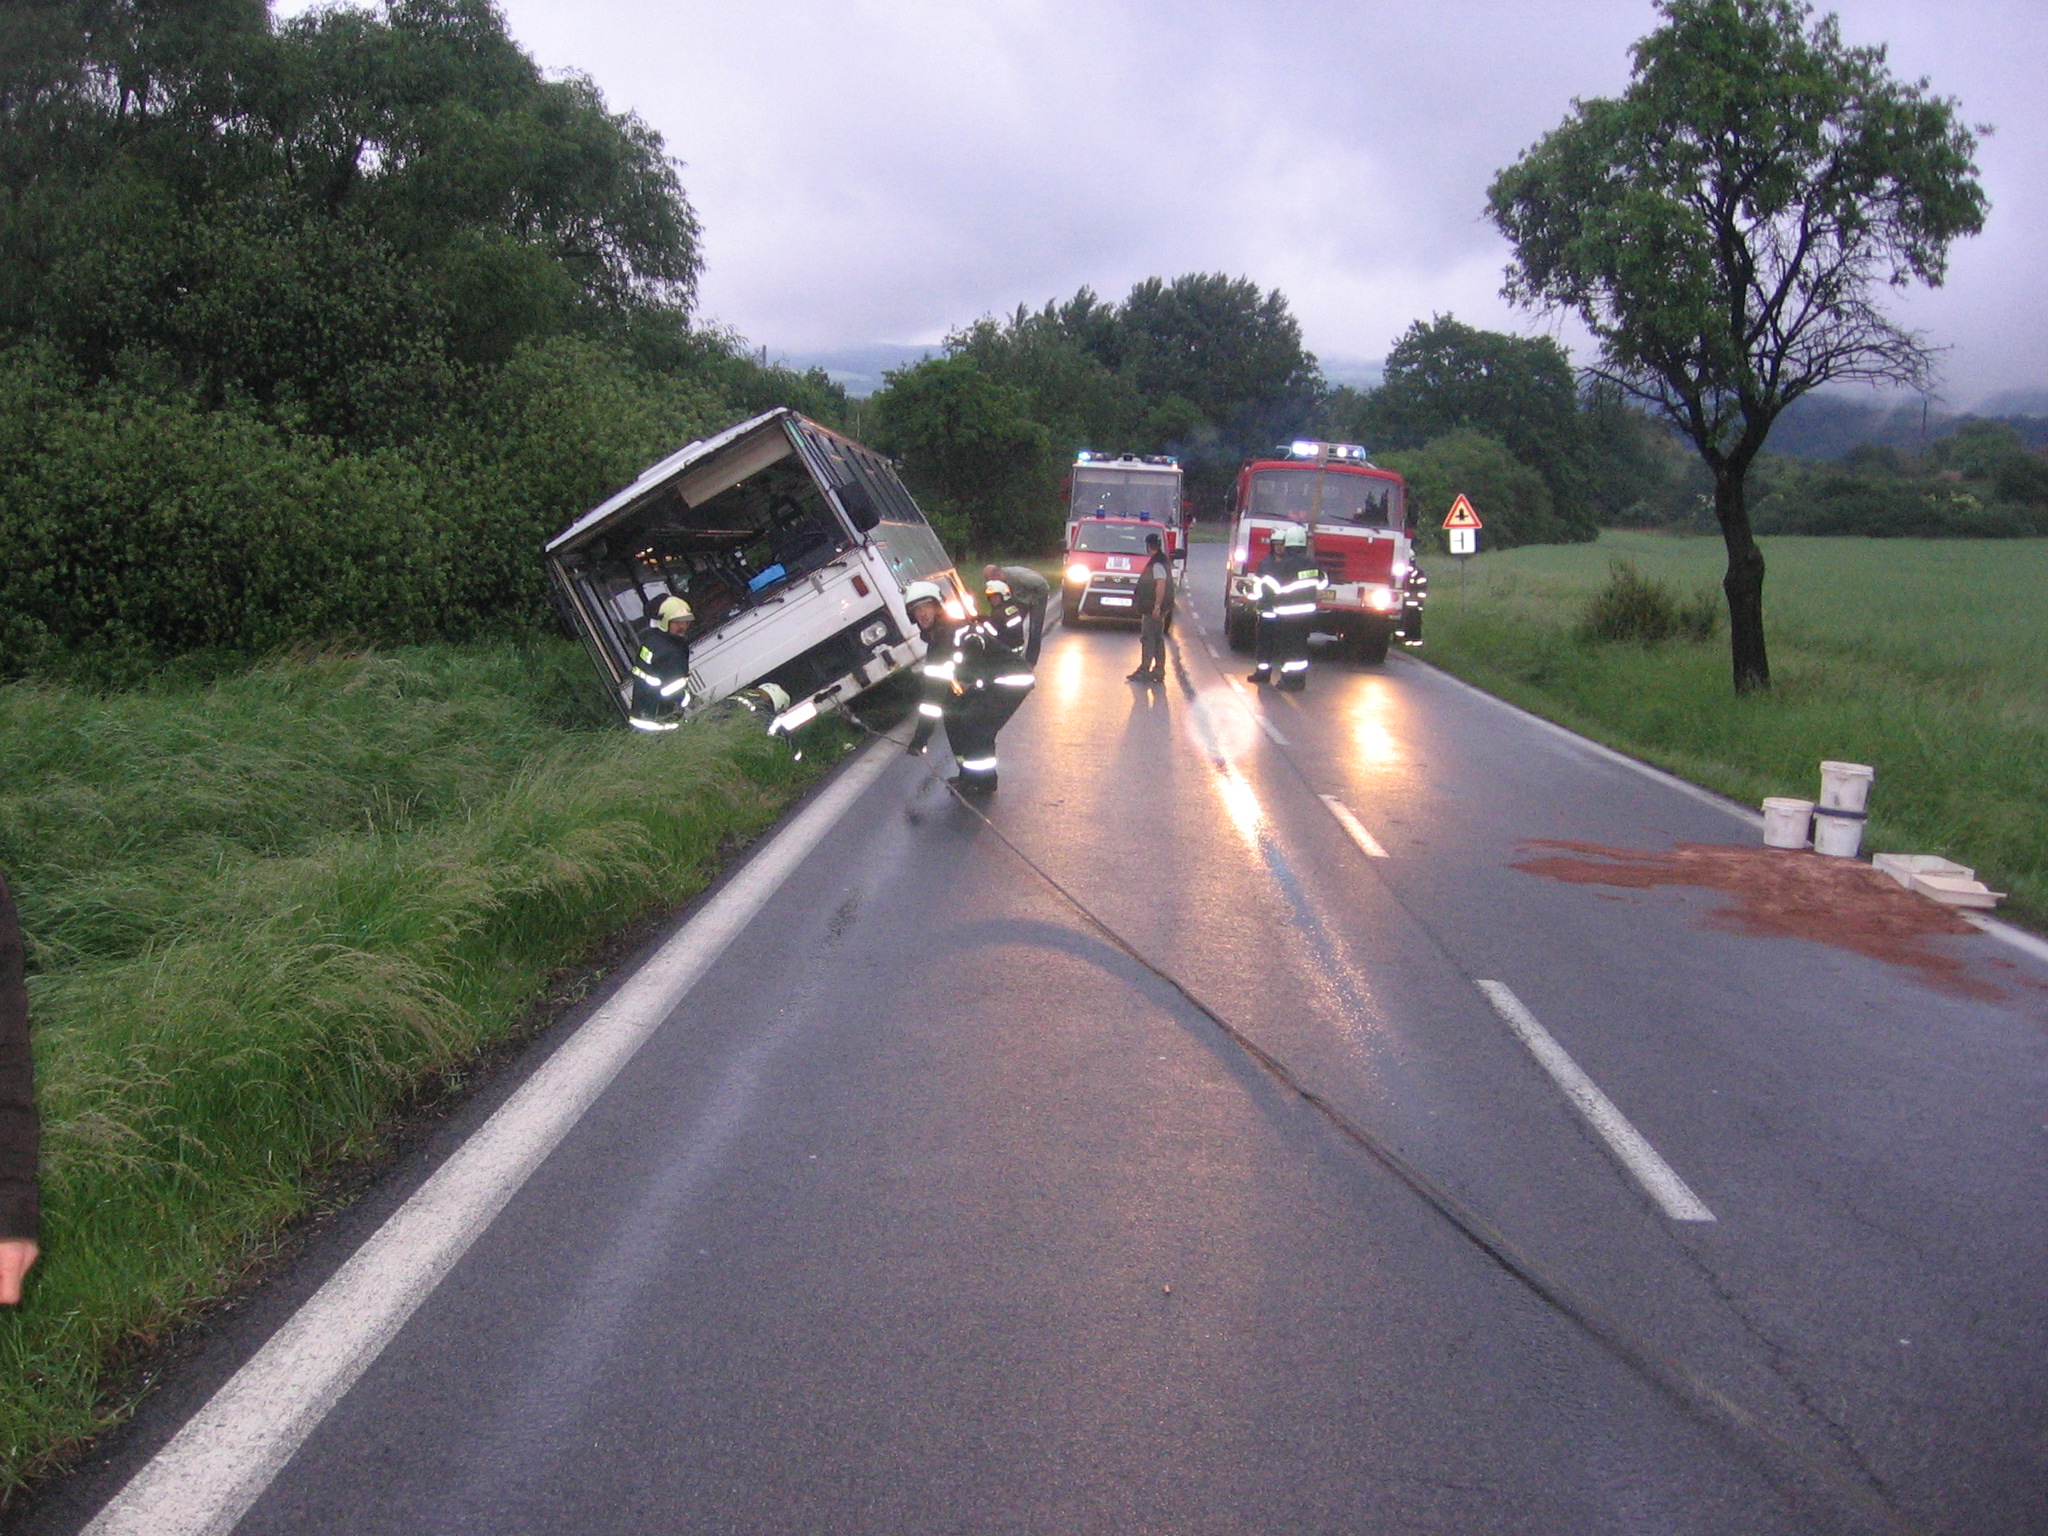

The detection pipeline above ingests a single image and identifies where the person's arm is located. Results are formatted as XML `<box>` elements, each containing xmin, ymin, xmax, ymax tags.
<box><xmin>0</xmin><ymin>872</ymin><xmax>40</xmax><ymax>1305</ymax></box>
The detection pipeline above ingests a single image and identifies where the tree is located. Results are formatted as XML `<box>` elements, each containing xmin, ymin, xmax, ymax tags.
<box><xmin>946</xmin><ymin>296</ymin><xmax>1144</xmax><ymax>457</ymax></box>
<box><xmin>1343</xmin><ymin>315</ymin><xmax>1594</xmax><ymax>538</ymax></box>
<box><xmin>867</xmin><ymin>356</ymin><xmax>1054</xmax><ymax>554</ymax></box>
<box><xmin>1116</xmin><ymin>272</ymin><xmax>1320</xmax><ymax>440</ymax></box>
<box><xmin>1376</xmin><ymin>431</ymin><xmax>1563</xmax><ymax>552</ymax></box>
<box><xmin>1487</xmin><ymin>0</ymin><xmax>1985</xmax><ymax>690</ymax></box>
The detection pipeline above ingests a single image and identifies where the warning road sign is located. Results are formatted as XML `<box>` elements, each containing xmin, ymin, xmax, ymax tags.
<box><xmin>1442</xmin><ymin>495</ymin><xmax>1482</xmax><ymax>530</ymax></box>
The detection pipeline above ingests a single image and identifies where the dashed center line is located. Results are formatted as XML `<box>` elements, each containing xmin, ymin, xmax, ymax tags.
<box><xmin>1318</xmin><ymin>796</ymin><xmax>1389</xmax><ymax>858</ymax></box>
<box><xmin>1475</xmin><ymin>981</ymin><xmax>1716</xmax><ymax>1223</ymax></box>
<box><xmin>1256</xmin><ymin>715</ymin><xmax>1289</xmax><ymax>746</ymax></box>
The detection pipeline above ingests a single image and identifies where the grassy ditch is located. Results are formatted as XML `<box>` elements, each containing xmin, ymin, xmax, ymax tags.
<box><xmin>1420</xmin><ymin>532</ymin><xmax>2048</xmax><ymax>930</ymax></box>
<box><xmin>0</xmin><ymin>641</ymin><xmax>850</xmax><ymax>1495</ymax></box>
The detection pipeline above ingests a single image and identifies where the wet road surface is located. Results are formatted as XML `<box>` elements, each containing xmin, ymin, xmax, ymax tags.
<box><xmin>44</xmin><ymin>545</ymin><xmax>2048</xmax><ymax>1535</ymax></box>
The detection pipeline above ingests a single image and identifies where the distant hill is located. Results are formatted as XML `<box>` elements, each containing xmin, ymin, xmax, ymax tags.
<box><xmin>772</xmin><ymin>343</ymin><xmax>938</xmax><ymax>397</ymax></box>
<box><xmin>1766</xmin><ymin>391</ymin><xmax>2048</xmax><ymax>460</ymax></box>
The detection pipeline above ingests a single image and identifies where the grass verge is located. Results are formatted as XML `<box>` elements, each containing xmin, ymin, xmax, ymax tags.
<box><xmin>1420</xmin><ymin>532</ymin><xmax>2048</xmax><ymax>931</ymax></box>
<box><xmin>0</xmin><ymin>640</ymin><xmax>852</xmax><ymax>1496</ymax></box>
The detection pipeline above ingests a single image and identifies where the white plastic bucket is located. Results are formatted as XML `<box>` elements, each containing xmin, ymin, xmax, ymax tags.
<box><xmin>1812</xmin><ymin>809</ymin><xmax>1864</xmax><ymax>858</ymax></box>
<box><xmin>1761</xmin><ymin>797</ymin><xmax>1814</xmax><ymax>849</ymax></box>
<box><xmin>1818</xmin><ymin>761</ymin><xmax>1874</xmax><ymax>814</ymax></box>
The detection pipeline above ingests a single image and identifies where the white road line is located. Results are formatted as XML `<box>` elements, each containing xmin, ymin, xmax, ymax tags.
<box><xmin>83</xmin><ymin>740</ymin><xmax>901</xmax><ymax>1536</ymax></box>
<box><xmin>1256</xmin><ymin>715</ymin><xmax>1289</xmax><ymax>746</ymax></box>
<box><xmin>1970</xmin><ymin>914</ymin><xmax>2048</xmax><ymax>967</ymax></box>
<box><xmin>1318</xmin><ymin>796</ymin><xmax>1390</xmax><ymax>858</ymax></box>
<box><xmin>1401</xmin><ymin>656</ymin><xmax>1760</xmax><ymax>828</ymax></box>
<box><xmin>1474</xmin><ymin>981</ymin><xmax>1717</xmax><ymax>1223</ymax></box>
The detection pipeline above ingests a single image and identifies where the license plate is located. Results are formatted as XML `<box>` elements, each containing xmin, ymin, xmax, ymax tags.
<box><xmin>1099</xmin><ymin>596</ymin><xmax>1133</xmax><ymax>607</ymax></box>
<box><xmin>1105</xmin><ymin>556</ymin><xmax>1132</xmax><ymax>571</ymax></box>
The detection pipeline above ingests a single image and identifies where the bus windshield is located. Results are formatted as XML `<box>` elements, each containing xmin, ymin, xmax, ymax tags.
<box><xmin>1246</xmin><ymin>467</ymin><xmax>1403</xmax><ymax>529</ymax></box>
<box><xmin>1070</xmin><ymin>468</ymin><xmax>1180</xmax><ymax>522</ymax></box>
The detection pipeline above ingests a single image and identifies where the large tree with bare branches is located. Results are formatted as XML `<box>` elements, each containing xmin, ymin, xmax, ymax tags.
<box><xmin>1487</xmin><ymin>0</ymin><xmax>1985</xmax><ymax>690</ymax></box>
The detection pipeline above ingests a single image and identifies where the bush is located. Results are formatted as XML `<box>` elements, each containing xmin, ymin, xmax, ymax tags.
<box><xmin>1377</xmin><ymin>430</ymin><xmax>1581</xmax><ymax>551</ymax></box>
<box><xmin>1576</xmin><ymin>558</ymin><xmax>1720</xmax><ymax>644</ymax></box>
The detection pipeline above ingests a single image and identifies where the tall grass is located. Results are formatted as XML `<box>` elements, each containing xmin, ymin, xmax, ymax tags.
<box><xmin>0</xmin><ymin>642</ymin><xmax>844</xmax><ymax>1492</ymax></box>
<box><xmin>1423</xmin><ymin>533</ymin><xmax>2048</xmax><ymax>928</ymax></box>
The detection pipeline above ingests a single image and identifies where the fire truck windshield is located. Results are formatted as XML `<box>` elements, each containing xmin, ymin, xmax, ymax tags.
<box><xmin>1071</xmin><ymin>521</ymin><xmax>1158</xmax><ymax>554</ymax></box>
<box><xmin>1070</xmin><ymin>468</ymin><xmax>1179</xmax><ymax>522</ymax></box>
<box><xmin>1246</xmin><ymin>467</ymin><xmax>1402</xmax><ymax>528</ymax></box>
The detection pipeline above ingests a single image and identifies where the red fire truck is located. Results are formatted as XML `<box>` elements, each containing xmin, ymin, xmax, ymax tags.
<box><xmin>1222</xmin><ymin>440</ymin><xmax>1426</xmax><ymax>664</ymax></box>
<box><xmin>1059</xmin><ymin>451</ymin><xmax>1187</xmax><ymax>624</ymax></box>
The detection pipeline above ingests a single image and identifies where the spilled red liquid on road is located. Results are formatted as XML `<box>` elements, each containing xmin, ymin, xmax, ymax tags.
<box><xmin>1512</xmin><ymin>840</ymin><xmax>1999</xmax><ymax>1000</ymax></box>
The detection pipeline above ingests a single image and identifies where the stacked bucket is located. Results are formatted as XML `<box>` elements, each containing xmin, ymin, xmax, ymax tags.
<box><xmin>1761</xmin><ymin>761</ymin><xmax>1873</xmax><ymax>857</ymax></box>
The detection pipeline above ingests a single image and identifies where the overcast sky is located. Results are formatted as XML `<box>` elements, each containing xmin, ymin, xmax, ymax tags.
<box><xmin>285</xmin><ymin>0</ymin><xmax>2046</xmax><ymax>406</ymax></box>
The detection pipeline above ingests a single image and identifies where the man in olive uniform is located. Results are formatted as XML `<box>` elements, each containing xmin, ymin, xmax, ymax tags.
<box><xmin>628</xmin><ymin>595</ymin><xmax>694</xmax><ymax>732</ymax></box>
<box><xmin>1126</xmin><ymin>532</ymin><xmax>1173</xmax><ymax>684</ymax></box>
<box><xmin>1249</xmin><ymin>525</ymin><xmax>1326</xmax><ymax>691</ymax></box>
<box><xmin>0</xmin><ymin>871</ymin><xmax>39</xmax><ymax>1306</ymax></box>
<box><xmin>904</xmin><ymin>581</ymin><xmax>1035</xmax><ymax>795</ymax></box>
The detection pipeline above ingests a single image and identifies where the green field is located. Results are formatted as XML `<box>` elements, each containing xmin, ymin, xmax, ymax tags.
<box><xmin>1421</xmin><ymin>532</ymin><xmax>2048</xmax><ymax>929</ymax></box>
<box><xmin>0</xmin><ymin>643</ymin><xmax>847</xmax><ymax>1495</ymax></box>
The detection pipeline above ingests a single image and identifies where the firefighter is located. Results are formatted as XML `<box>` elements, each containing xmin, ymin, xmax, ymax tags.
<box><xmin>1249</xmin><ymin>525</ymin><xmax>1325</xmax><ymax>690</ymax></box>
<box><xmin>982</xmin><ymin>563</ymin><xmax>1051</xmax><ymax>662</ymax></box>
<box><xmin>983</xmin><ymin>577</ymin><xmax>1029</xmax><ymax>657</ymax></box>
<box><xmin>903</xmin><ymin>580</ymin><xmax>1035</xmax><ymax>796</ymax></box>
<box><xmin>628</xmin><ymin>595</ymin><xmax>694</xmax><ymax>732</ymax></box>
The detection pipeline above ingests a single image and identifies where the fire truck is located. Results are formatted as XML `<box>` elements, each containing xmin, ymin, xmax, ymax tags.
<box><xmin>545</xmin><ymin>407</ymin><xmax>966</xmax><ymax>736</ymax></box>
<box><xmin>1060</xmin><ymin>451</ymin><xmax>1186</xmax><ymax>624</ymax></box>
<box><xmin>1222</xmin><ymin>440</ymin><xmax>1426</xmax><ymax>664</ymax></box>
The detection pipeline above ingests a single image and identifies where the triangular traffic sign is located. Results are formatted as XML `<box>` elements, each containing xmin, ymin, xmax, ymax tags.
<box><xmin>1443</xmin><ymin>494</ymin><xmax>1483</xmax><ymax>530</ymax></box>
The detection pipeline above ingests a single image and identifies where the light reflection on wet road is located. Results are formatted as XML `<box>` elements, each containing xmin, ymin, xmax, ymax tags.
<box><xmin>56</xmin><ymin>547</ymin><xmax>2048</xmax><ymax>1536</ymax></box>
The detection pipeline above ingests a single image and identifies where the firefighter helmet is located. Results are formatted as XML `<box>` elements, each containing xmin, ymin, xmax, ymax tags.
<box><xmin>1279</xmin><ymin>525</ymin><xmax>1309</xmax><ymax>551</ymax></box>
<box><xmin>656</xmin><ymin>595</ymin><xmax>693</xmax><ymax>626</ymax></box>
<box><xmin>903</xmin><ymin>580</ymin><xmax>944</xmax><ymax>608</ymax></box>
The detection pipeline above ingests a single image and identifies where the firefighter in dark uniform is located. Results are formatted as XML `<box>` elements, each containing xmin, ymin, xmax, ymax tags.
<box><xmin>983</xmin><ymin>577</ymin><xmax>1029</xmax><ymax>656</ymax></box>
<box><xmin>628</xmin><ymin>595</ymin><xmax>694</xmax><ymax>732</ymax></box>
<box><xmin>1249</xmin><ymin>525</ymin><xmax>1326</xmax><ymax>690</ymax></box>
<box><xmin>903</xmin><ymin>580</ymin><xmax>1035</xmax><ymax>795</ymax></box>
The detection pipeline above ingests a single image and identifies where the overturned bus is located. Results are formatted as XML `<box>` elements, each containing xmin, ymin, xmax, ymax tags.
<box><xmin>544</xmin><ymin>408</ymin><xmax>966</xmax><ymax>735</ymax></box>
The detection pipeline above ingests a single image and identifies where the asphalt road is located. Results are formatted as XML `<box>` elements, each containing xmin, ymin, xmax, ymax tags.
<box><xmin>45</xmin><ymin>544</ymin><xmax>2048</xmax><ymax>1535</ymax></box>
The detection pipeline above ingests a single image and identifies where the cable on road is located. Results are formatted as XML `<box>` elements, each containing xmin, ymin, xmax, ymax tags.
<box><xmin>845</xmin><ymin>652</ymin><xmax>1919</xmax><ymax>1536</ymax></box>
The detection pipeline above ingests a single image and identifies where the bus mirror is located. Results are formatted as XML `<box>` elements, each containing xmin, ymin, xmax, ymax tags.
<box><xmin>838</xmin><ymin>481</ymin><xmax>881</xmax><ymax>532</ymax></box>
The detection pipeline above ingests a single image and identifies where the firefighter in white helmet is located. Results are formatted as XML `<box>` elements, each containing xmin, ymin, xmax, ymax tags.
<box><xmin>903</xmin><ymin>580</ymin><xmax>1034</xmax><ymax>795</ymax></box>
<box><xmin>628</xmin><ymin>594</ymin><xmax>694</xmax><ymax>731</ymax></box>
<box><xmin>1248</xmin><ymin>525</ymin><xmax>1325</xmax><ymax>690</ymax></box>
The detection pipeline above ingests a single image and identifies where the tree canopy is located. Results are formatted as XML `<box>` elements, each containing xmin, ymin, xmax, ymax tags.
<box><xmin>1488</xmin><ymin>0</ymin><xmax>1985</xmax><ymax>689</ymax></box>
<box><xmin>0</xmin><ymin>1</ymin><xmax>841</xmax><ymax>675</ymax></box>
<box><xmin>0</xmin><ymin>0</ymin><xmax>703</xmax><ymax>444</ymax></box>
<box><xmin>1331</xmin><ymin>315</ymin><xmax>1597</xmax><ymax>541</ymax></box>
<box><xmin>875</xmin><ymin>273</ymin><xmax>1322</xmax><ymax>550</ymax></box>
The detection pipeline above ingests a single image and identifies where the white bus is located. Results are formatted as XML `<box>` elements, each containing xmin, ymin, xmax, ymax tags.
<box><xmin>545</xmin><ymin>408</ymin><xmax>967</xmax><ymax>735</ymax></box>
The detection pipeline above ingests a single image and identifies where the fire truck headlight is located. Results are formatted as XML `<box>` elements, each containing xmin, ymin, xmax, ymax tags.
<box><xmin>1065</xmin><ymin>563</ymin><xmax>1090</xmax><ymax>584</ymax></box>
<box><xmin>1367</xmin><ymin>586</ymin><xmax>1398</xmax><ymax>613</ymax></box>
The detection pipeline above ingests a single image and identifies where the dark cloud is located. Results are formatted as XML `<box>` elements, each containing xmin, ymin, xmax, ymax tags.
<box><xmin>284</xmin><ymin>0</ymin><xmax>2045</xmax><ymax>404</ymax></box>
